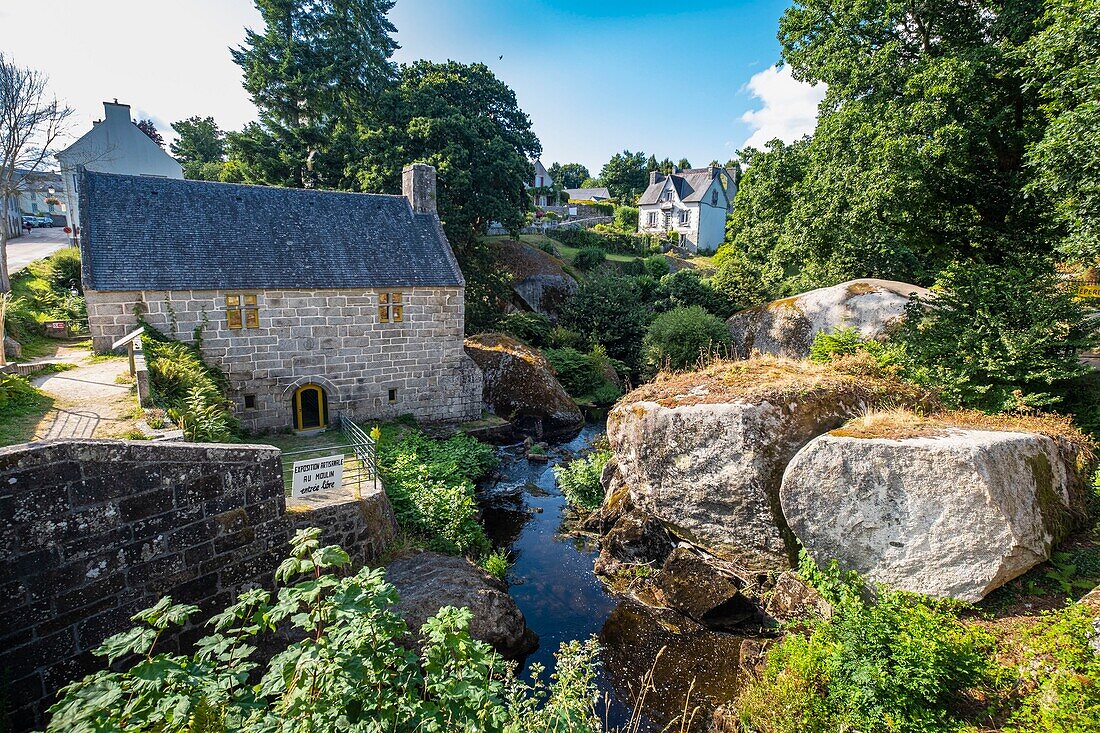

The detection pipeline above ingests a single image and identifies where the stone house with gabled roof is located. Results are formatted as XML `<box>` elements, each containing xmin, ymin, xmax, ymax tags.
<box><xmin>79</xmin><ymin>164</ymin><xmax>483</xmax><ymax>432</ymax></box>
<box><xmin>637</xmin><ymin>166</ymin><xmax>737</xmax><ymax>253</ymax></box>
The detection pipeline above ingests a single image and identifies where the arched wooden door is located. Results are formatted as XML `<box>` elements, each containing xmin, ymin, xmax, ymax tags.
<box><xmin>293</xmin><ymin>384</ymin><xmax>328</xmax><ymax>431</ymax></box>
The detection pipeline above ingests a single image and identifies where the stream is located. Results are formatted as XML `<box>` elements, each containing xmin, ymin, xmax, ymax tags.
<box><xmin>478</xmin><ymin>423</ymin><xmax>745</xmax><ymax>731</ymax></box>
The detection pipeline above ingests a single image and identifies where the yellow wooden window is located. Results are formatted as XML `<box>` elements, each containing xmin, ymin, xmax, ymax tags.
<box><xmin>226</xmin><ymin>294</ymin><xmax>259</xmax><ymax>330</ymax></box>
<box><xmin>379</xmin><ymin>292</ymin><xmax>404</xmax><ymax>323</ymax></box>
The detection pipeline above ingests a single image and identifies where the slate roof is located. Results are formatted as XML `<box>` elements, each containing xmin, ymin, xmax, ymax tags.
<box><xmin>638</xmin><ymin>168</ymin><xmax>735</xmax><ymax>206</ymax></box>
<box><xmin>565</xmin><ymin>187</ymin><xmax>612</xmax><ymax>201</ymax></box>
<box><xmin>79</xmin><ymin>171</ymin><xmax>464</xmax><ymax>292</ymax></box>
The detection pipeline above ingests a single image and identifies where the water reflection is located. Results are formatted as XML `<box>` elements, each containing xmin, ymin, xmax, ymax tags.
<box><xmin>478</xmin><ymin>423</ymin><xmax>745</xmax><ymax>731</ymax></box>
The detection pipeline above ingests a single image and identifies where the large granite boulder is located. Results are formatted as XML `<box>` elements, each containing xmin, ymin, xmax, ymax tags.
<box><xmin>604</xmin><ymin>358</ymin><xmax>928</xmax><ymax>572</ymax></box>
<box><xmin>385</xmin><ymin>551</ymin><xmax>538</xmax><ymax>658</ymax></box>
<box><xmin>465</xmin><ymin>333</ymin><xmax>583</xmax><ymax>437</ymax></box>
<box><xmin>727</xmin><ymin>279</ymin><xmax>929</xmax><ymax>359</ymax></box>
<box><xmin>781</xmin><ymin>419</ymin><xmax>1093</xmax><ymax>602</ymax></box>
<box><xmin>495</xmin><ymin>238</ymin><xmax>577</xmax><ymax>317</ymax></box>
<box><xmin>4</xmin><ymin>336</ymin><xmax>21</xmax><ymax>360</ymax></box>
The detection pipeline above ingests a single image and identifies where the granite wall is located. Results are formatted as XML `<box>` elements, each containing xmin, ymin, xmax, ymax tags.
<box><xmin>0</xmin><ymin>438</ymin><xmax>397</xmax><ymax>731</ymax></box>
<box><xmin>85</xmin><ymin>286</ymin><xmax>484</xmax><ymax>432</ymax></box>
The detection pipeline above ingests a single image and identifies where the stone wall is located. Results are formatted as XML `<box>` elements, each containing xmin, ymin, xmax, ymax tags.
<box><xmin>85</xmin><ymin>286</ymin><xmax>483</xmax><ymax>432</ymax></box>
<box><xmin>0</xmin><ymin>438</ymin><xmax>399</xmax><ymax>731</ymax></box>
<box><xmin>287</xmin><ymin>482</ymin><xmax>398</xmax><ymax>569</ymax></box>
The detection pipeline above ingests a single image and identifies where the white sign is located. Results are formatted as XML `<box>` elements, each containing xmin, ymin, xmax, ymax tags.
<box><xmin>291</xmin><ymin>454</ymin><xmax>345</xmax><ymax>498</ymax></box>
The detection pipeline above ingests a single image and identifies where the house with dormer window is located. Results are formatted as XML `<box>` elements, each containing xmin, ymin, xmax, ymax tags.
<box><xmin>637</xmin><ymin>166</ymin><xmax>737</xmax><ymax>253</ymax></box>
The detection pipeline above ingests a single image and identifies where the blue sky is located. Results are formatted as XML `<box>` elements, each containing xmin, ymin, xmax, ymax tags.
<box><xmin>1</xmin><ymin>0</ymin><xmax>823</xmax><ymax>174</ymax></box>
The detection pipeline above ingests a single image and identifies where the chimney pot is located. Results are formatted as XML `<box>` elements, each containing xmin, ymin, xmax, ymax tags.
<box><xmin>649</xmin><ymin>171</ymin><xmax>663</xmax><ymax>186</ymax></box>
<box><xmin>402</xmin><ymin>163</ymin><xmax>437</xmax><ymax>215</ymax></box>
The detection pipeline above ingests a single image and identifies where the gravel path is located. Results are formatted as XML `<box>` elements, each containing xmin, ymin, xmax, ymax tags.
<box><xmin>32</xmin><ymin>356</ymin><xmax>138</xmax><ymax>439</ymax></box>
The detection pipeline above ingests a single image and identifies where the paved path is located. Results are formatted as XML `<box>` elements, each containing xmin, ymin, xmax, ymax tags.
<box><xmin>6</xmin><ymin>227</ymin><xmax>70</xmax><ymax>272</ymax></box>
<box><xmin>32</xmin><ymin>354</ymin><xmax>138</xmax><ymax>439</ymax></box>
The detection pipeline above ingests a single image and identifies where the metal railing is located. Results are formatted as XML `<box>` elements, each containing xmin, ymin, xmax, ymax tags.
<box><xmin>280</xmin><ymin>415</ymin><xmax>378</xmax><ymax>499</ymax></box>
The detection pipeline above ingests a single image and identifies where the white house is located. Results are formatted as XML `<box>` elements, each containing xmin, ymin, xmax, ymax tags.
<box><xmin>637</xmin><ymin>166</ymin><xmax>737</xmax><ymax>253</ymax></box>
<box><xmin>56</xmin><ymin>100</ymin><xmax>183</xmax><ymax>243</ymax></box>
<box><xmin>2</xmin><ymin>170</ymin><xmax>66</xmax><ymax>239</ymax></box>
<box><xmin>528</xmin><ymin>159</ymin><xmax>553</xmax><ymax>207</ymax></box>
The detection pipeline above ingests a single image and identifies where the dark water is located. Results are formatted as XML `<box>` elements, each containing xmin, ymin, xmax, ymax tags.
<box><xmin>479</xmin><ymin>423</ymin><xmax>745</xmax><ymax>731</ymax></box>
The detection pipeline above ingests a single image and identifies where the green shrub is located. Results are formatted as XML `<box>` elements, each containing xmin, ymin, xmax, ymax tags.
<box><xmin>546</xmin><ymin>347</ymin><xmax>603</xmax><ymax>396</ymax></box>
<box><xmin>809</xmin><ymin>327</ymin><xmax>904</xmax><ymax>372</ymax></box>
<box><xmin>656</xmin><ymin>269</ymin><xmax>737</xmax><ymax>318</ymax></box>
<box><xmin>897</xmin><ymin>257</ymin><xmax>1093</xmax><ymax>412</ymax></box>
<box><xmin>46</xmin><ymin>247</ymin><xmax>83</xmax><ymax>293</ymax></box>
<box><xmin>642</xmin><ymin>255</ymin><xmax>670</xmax><ymax>279</ymax></box>
<box><xmin>738</xmin><ymin>555</ymin><xmax>992</xmax><ymax>733</ymax></box>
<box><xmin>141</xmin><ymin>324</ymin><xmax>238</xmax><ymax>442</ymax></box>
<box><xmin>5</xmin><ymin>249</ymin><xmax>89</xmax><ymax>344</ymax></box>
<box><xmin>613</xmin><ymin>205</ymin><xmax>638</xmax><ymax>232</ymax></box>
<box><xmin>548</xmin><ymin>325</ymin><xmax>583</xmax><ymax>350</ymax></box>
<box><xmin>46</xmin><ymin>528</ymin><xmax>604</xmax><ymax>733</ymax></box>
<box><xmin>547</xmin><ymin>227</ymin><xmax>647</xmax><ymax>256</ymax></box>
<box><xmin>573</xmin><ymin>247</ymin><xmax>606</xmax><ymax>271</ymax></box>
<box><xmin>560</xmin><ymin>274</ymin><xmax>653</xmax><ymax>372</ymax></box>
<box><xmin>643</xmin><ymin>305</ymin><xmax>731</xmax><ymax>372</ymax></box>
<box><xmin>1059</xmin><ymin>370</ymin><xmax>1100</xmax><ymax>440</ymax></box>
<box><xmin>545</xmin><ymin>345</ymin><xmax>623</xmax><ymax>406</ymax></box>
<box><xmin>481</xmin><ymin>549</ymin><xmax>510</xmax><ymax>581</ymax></box>
<box><xmin>711</xmin><ymin>244</ymin><xmax>770</xmax><ymax>308</ymax></box>
<box><xmin>376</xmin><ymin>428</ymin><xmax>498</xmax><ymax>557</ymax></box>
<box><xmin>553</xmin><ymin>446</ymin><xmax>611</xmax><ymax>510</ymax></box>
<box><xmin>1005</xmin><ymin>604</ymin><xmax>1100</xmax><ymax>732</ymax></box>
<box><xmin>0</xmin><ymin>372</ymin><xmax>41</xmax><ymax>413</ymax></box>
<box><xmin>500</xmin><ymin>312</ymin><xmax>553</xmax><ymax>347</ymax></box>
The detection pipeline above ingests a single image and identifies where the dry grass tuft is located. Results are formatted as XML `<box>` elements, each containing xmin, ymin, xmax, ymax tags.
<box><xmin>621</xmin><ymin>355</ymin><xmax>931</xmax><ymax>410</ymax></box>
<box><xmin>833</xmin><ymin>406</ymin><xmax>1095</xmax><ymax>454</ymax></box>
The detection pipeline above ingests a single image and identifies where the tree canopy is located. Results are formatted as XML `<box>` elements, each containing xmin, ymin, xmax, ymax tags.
<box><xmin>718</xmin><ymin>0</ymin><xmax>1065</xmax><ymax>297</ymax></box>
<box><xmin>135</xmin><ymin>119</ymin><xmax>163</xmax><ymax>148</ymax></box>
<box><xmin>171</xmin><ymin>116</ymin><xmax>226</xmax><ymax>180</ymax></box>
<box><xmin>1023</xmin><ymin>0</ymin><xmax>1100</xmax><ymax>263</ymax></box>
<box><xmin>354</xmin><ymin>60</ymin><xmax>539</xmax><ymax>331</ymax></box>
<box><xmin>229</xmin><ymin>0</ymin><xmax>398</xmax><ymax>188</ymax></box>
<box><xmin>598</xmin><ymin>150</ymin><xmax>649</xmax><ymax>201</ymax></box>
<box><xmin>550</xmin><ymin>162</ymin><xmax>590</xmax><ymax>190</ymax></box>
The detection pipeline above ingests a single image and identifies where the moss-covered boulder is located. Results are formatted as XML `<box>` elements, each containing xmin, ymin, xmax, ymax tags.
<box><xmin>494</xmin><ymin>238</ymin><xmax>577</xmax><ymax>316</ymax></box>
<box><xmin>727</xmin><ymin>278</ymin><xmax>928</xmax><ymax>359</ymax></box>
<box><xmin>603</xmin><ymin>357</ymin><xmax>929</xmax><ymax>572</ymax></box>
<box><xmin>780</xmin><ymin>412</ymin><xmax>1095</xmax><ymax>602</ymax></box>
<box><xmin>464</xmin><ymin>333</ymin><xmax>584</xmax><ymax>437</ymax></box>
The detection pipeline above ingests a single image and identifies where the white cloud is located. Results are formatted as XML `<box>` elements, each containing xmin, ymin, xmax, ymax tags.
<box><xmin>739</xmin><ymin>65</ymin><xmax>826</xmax><ymax>150</ymax></box>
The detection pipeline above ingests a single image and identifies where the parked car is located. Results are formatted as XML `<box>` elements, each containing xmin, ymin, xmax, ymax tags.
<box><xmin>36</xmin><ymin>215</ymin><xmax>55</xmax><ymax>227</ymax></box>
<box><xmin>22</xmin><ymin>215</ymin><xmax>53</xmax><ymax>227</ymax></box>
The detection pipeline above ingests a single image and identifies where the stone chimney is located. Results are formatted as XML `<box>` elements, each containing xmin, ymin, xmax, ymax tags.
<box><xmin>649</xmin><ymin>171</ymin><xmax>664</xmax><ymax>186</ymax></box>
<box><xmin>402</xmin><ymin>163</ymin><xmax>437</xmax><ymax>215</ymax></box>
<box><xmin>103</xmin><ymin>100</ymin><xmax>132</xmax><ymax>124</ymax></box>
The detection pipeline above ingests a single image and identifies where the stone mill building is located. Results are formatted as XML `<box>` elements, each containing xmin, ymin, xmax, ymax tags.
<box><xmin>79</xmin><ymin>163</ymin><xmax>483</xmax><ymax>432</ymax></box>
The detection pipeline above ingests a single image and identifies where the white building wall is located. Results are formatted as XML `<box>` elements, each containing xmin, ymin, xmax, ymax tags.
<box><xmin>56</xmin><ymin>102</ymin><xmax>183</xmax><ymax>240</ymax></box>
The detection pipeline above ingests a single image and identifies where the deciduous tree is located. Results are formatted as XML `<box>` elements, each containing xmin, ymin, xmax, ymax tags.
<box><xmin>551</xmin><ymin>162</ymin><xmax>590</xmax><ymax>190</ymax></box>
<box><xmin>773</xmin><ymin>0</ymin><xmax>1051</xmax><ymax>288</ymax></box>
<box><xmin>0</xmin><ymin>53</ymin><xmax>72</xmax><ymax>365</ymax></box>
<box><xmin>135</xmin><ymin>119</ymin><xmax>163</xmax><ymax>148</ymax></box>
<box><xmin>355</xmin><ymin>61</ymin><xmax>540</xmax><ymax>332</ymax></box>
<box><xmin>1023</xmin><ymin>0</ymin><xmax>1100</xmax><ymax>263</ymax></box>
<box><xmin>598</xmin><ymin>150</ymin><xmax>648</xmax><ymax>202</ymax></box>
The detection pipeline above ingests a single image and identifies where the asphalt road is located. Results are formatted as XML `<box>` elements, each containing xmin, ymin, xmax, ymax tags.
<box><xmin>6</xmin><ymin>227</ymin><xmax>70</xmax><ymax>272</ymax></box>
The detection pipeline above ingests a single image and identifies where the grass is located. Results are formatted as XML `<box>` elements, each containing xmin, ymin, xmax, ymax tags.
<box><xmin>0</xmin><ymin>375</ymin><xmax>53</xmax><ymax>446</ymax></box>
<box><xmin>484</xmin><ymin>233</ymin><xmax>639</xmax><ymax>264</ymax></box>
